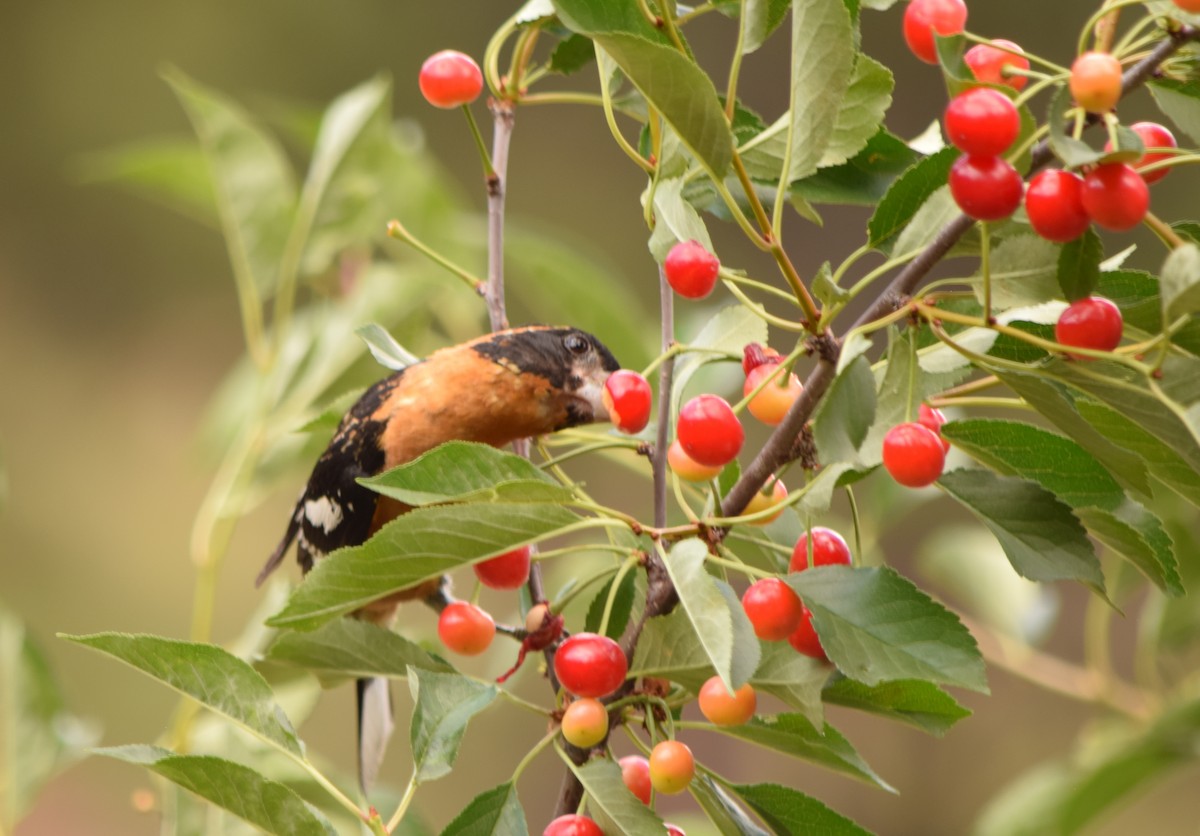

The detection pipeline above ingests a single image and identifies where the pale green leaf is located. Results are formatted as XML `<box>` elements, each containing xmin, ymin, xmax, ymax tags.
<box><xmin>691</xmin><ymin>775</ymin><xmax>771</xmax><ymax>836</ymax></box>
<box><xmin>822</xmin><ymin>676</ymin><xmax>971</xmax><ymax>737</ymax></box>
<box><xmin>564</xmin><ymin>757</ymin><xmax>665</xmax><ymax>833</ymax></box>
<box><xmin>673</xmin><ymin>305</ymin><xmax>767</xmax><ymax>410</ymax></box>
<box><xmin>266</xmin><ymin>618</ymin><xmax>452</xmax><ymax>682</ymax></box>
<box><xmin>409</xmin><ymin>668</ymin><xmax>497</xmax><ymax>783</ymax></box>
<box><xmin>819</xmin><ymin>53</ymin><xmax>894</xmax><ymax>169</ymax></box>
<box><xmin>811</xmin><ymin>355</ymin><xmax>875</xmax><ymax>464</ymax></box>
<box><xmin>750</xmin><ymin>640</ymin><xmax>832</xmax><ymax>727</ymax></box>
<box><xmin>1161</xmin><ymin>242</ymin><xmax>1200</xmax><ymax>320</ymax></box>
<box><xmin>96</xmin><ymin>746</ymin><xmax>334</xmax><ymax>836</ymax></box>
<box><xmin>357</xmin><ymin>324</ymin><xmax>419</xmax><ymax>371</ymax></box>
<box><xmin>1148</xmin><ymin>76</ymin><xmax>1200</xmax><ymax>145</ymax></box>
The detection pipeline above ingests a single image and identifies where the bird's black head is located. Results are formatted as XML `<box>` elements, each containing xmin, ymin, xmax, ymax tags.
<box><xmin>471</xmin><ymin>326</ymin><xmax>622</xmax><ymax>427</ymax></box>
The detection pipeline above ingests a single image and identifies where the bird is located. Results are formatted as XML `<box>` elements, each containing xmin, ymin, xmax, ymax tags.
<box><xmin>256</xmin><ymin>325</ymin><xmax>621</xmax><ymax>792</ymax></box>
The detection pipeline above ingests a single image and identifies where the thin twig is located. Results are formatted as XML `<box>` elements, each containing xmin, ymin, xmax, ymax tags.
<box><xmin>486</xmin><ymin>99</ymin><xmax>515</xmax><ymax>331</ymax></box>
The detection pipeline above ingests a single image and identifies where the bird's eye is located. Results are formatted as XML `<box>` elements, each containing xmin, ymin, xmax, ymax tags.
<box><xmin>564</xmin><ymin>333</ymin><xmax>589</xmax><ymax>355</ymax></box>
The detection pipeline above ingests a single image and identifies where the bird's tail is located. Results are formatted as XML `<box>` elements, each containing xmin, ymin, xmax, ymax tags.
<box><xmin>256</xmin><ymin>496</ymin><xmax>303</xmax><ymax>587</ymax></box>
<box><xmin>357</xmin><ymin>676</ymin><xmax>395</xmax><ymax>794</ymax></box>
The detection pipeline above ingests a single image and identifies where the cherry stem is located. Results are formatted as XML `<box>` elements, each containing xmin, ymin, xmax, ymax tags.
<box><xmin>1143</xmin><ymin>210</ymin><xmax>1188</xmax><ymax>250</ymax></box>
<box><xmin>386</xmin><ymin>220</ymin><xmax>485</xmax><ymax>293</ymax></box>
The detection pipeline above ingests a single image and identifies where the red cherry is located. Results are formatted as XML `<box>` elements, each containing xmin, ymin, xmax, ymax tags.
<box><xmin>664</xmin><ymin>240</ymin><xmax>720</xmax><ymax>299</ymax></box>
<box><xmin>543</xmin><ymin>815</ymin><xmax>604</xmax><ymax>836</ymax></box>
<box><xmin>789</xmin><ymin>527</ymin><xmax>851</xmax><ymax>572</ymax></box>
<box><xmin>1069</xmin><ymin>52</ymin><xmax>1122</xmax><ymax>114</ymax></box>
<box><xmin>1055</xmin><ymin>296</ymin><xmax>1123</xmax><ymax>357</ymax></box>
<box><xmin>742</xmin><ymin>478</ymin><xmax>788</xmax><ymax>526</ymax></box>
<box><xmin>944</xmin><ymin>88</ymin><xmax>1020</xmax><ymax>157</ymax></box>
<box><xmin>437</xmin><ymin>602</ymin><xmax>495</xmax><ymax>655</ymax></box>
<box><xmin>666</xmin><ymin>827</ymin><xmax>686</xmax><ymax>836</ymax></box>
<box><xmin>619</xmin><ymin>755</ymin><xmax>652</xmax><ymax>804</ymax></box>
<box><xmin>882</xmin><ymin>423</ymin><xmax>947</xmax><ymax>488</ymax></box>
<box><xmin>949</xmin><ymin>155</ymin><xmax>1023</xmax><ymax>221</ymax></box>
<box><xmin>903</xmin><ymin>0</ymin><xmax>968</xmax><ymax>64</ymax></box>
<box><xmin>561</xmin><ymin>697</ymin><xmax>609</xmax><ymax>748</ymax></box>
<box><xmin>667</xmin><ymin>439</ymin><xmax>724</xmax><ymax>482</ymax></box>
<box><xmin>1081</xmin><ymin>163</ymin><xmax>1149</xmax><ymax>232</ymax></box>
<box><xmin>1024</xmin><ymin>170</ymin><xmax>1091</xmax><ymax>243</ymax></box>
<box><xmin>649</xmin><ymin>740</ymin><xmax>695</xmax><ymax>794</ymax></box>
<box><xmin>742</xmin><ymin>578</ymin><xmax>804</xmax><ymax>640</ymax></box>
<box><xmin>698</xmin><ymin>675</ymin><xmax>757</xmax><ymax>726</ymax></box>
<box><xmin>554</xmin><ymin>633</ymin><xmax>628</xmax><ymax>699</ymax></box>
<box><xmin>964</xmin><ymin>39</ymin><xmax>1030</xmax><ymax>91</ymax></box>
<box><xmin>418</xmin><ymin>50</ymin><xmax>484</xmax><ymax>109</ymax></box>
<box><xmin>744</xmin><ymin>363</ymin><xmax>803</xmax><ymax>425</ymax></box>
<box><xmin>1173</xmin><ymin>0</ymin><xmax>1200</xmax><ymax>11</ymax></box>
<box><xmin>602</xmin><ymin>370</ymin><xmax>653</xmax><ymax>433</ymax></box>
<box><xmin>787</xmin><ymin>605</ymin><xmax>828</xmax><ymax>661</ymax></box>
<box><xmin>677</xmin><ymin>395</ymin><xmax>744</xmax><ymax>467</ymax></box>
<box><xmin>918</xmin><ymin>403</ymin><xmax>952</xmax><ymax>452</ymax></box>
<box><xmin>474</xmin><ymin>546</ymin><xmax>531</xmax><ymax>590</ymax></box>
<box><xmin>1111</xmin><ymin>122</ymin><xmax>1177</xmax><ymax>185</ymax></box>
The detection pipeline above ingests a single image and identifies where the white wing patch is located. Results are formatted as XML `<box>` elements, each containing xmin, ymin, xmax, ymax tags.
<box><xmin>304</xmin><ymin>496</ymin><xmax>345</xmax><ymax>533</ymax></box>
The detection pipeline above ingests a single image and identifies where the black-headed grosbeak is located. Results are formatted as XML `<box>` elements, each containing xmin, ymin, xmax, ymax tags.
<box><xmin>257</xmin><ymin>325</ymin><xmax>621</xmax><ymax>790</ymax></box>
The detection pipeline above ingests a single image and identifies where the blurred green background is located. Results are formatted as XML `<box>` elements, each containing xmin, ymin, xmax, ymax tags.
<box><xmin>3</xmin><ymin>1</ymin><xmax>1199</xmax><ymax>834</ymax></box>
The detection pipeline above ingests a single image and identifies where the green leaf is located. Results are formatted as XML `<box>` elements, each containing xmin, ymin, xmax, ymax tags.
<box><xmin>357</xmin><ymin>323</ymin><xmax>419</xmax><ymax>371</ymax></box>
<box><xmin>739</xmin><ymin>0</ymin><xmax>791</xmax><ymax>54</ymax></box>
<box><xmin>1161</xmin><ymin>242</ymin><xmax>1200</xmax><ymax>320</ymax></box>
<box><xmin>585</xmin><ymin>568</ymin><xmax>638</xmax><ymax>640</ymax></box>
<box><xmin>267</xmin><ymin>503</ymin><xmax>581</xmax><ymax>630</ymax></box>
<box><xmin>409</xmin><ymin>668</ymin><xmax>497</xmax><ymax>783</ymax></box>
<box><xmin>663</xmin><ymin>539</ymin><xmax>761</xmax><ymax>690</ymax></box>
<box><xmin>551</xmin><ymin>0</ymin><xmax>733</xmax><ymax>176</ymax></box>
<box><xmin>75</xmin><ymin>139</ymin><xmax>217</xmax><ymax>223</ymax></box>
<box><xmin>890</xmin><ymin>186</ymin><xmax>959</xmax><ymax>259</ymax></box>
<box><xmin>820</xmin><ymin>54</ymin><xmax>895</xmax><ymax>169</ymax></box>
<box><xmin>1148</xmin><ymin>77</ymin><xmax>1200</xmax><ymax>145</ymax></box>
<box><xmin>96</xmin><ymin>746</ymin><xmax>335</xmax><ymax>836</ymax></box>
<box><xmin>690</xmin><ymin>775</ymin><xmax>771</xmax><ymax>836</ymax></box>
<box><xmin>164</xmin><ymin>68</ymin><xmax>297</xmax><ymax>295</ymax></box>
<box><xmin>673</xmin><ymin>305</ymin><xmax>767</xmax><ymax>410</ymax></box>
<box><xmin>563</xmin><ymin>757</ymin><xmax>665</xmax><ymax>833</ymax></box>
<box><xmin>822</xmin><ymin>676</ymin><xmax>971</xmax><ymax>737</ymax></box>
<box><xmin>629</xmin><ymin>607</ymin><xmax>722</xmax><ymax>692</ymax></box>
<box><xmin>712</xmin><ymin>713</ymin><xmax>894</xmax><ymax>790</ymax></box>
<box><xmin>943</xmin><ymin>419</ymin><xmax>1182</xmax><ymax>595</ymax></box>
<box><xmin>265</xmin><ymin>618</ymin><xmax>452</xmax><ymax>682</ymax></box>
<box><xmin>359</xmin><ymin>442</ymin><xmax>570</xmax><ymax>506</ymax></box>
<box><xmin>731</xmin><ymin>782</ymin><xmax>873</xmax><ymax>835</ymax></box>
<box><xmin>440</xmin><ymin>782</ymin><xmax>527</xmax><ymax>835</ymax></box>
<box><xmin>812</xmin><ymin>355</ymin><xmax>876</xmax><ymax>464</ymax></box>
<box><xmin>867</xmin><ymin>146</ymin><xmax>957</xmax><ymax>253</ymax></box>
<box><xmin>1048</xmin><ymin>85</ymin><xmax>1104</xmax><ymax>168</ymax></box>
<box><xmin>938</xmin><ymin>469</ymin><xmax>1105</xmax><ymax>589</ymax></box>
<box><xmin>1057</xmin><ymin>228</ymin><xmax>1103</xmax><ymax>302</ymax></box>
<box><xmin>62</xmin><ymin>633</ymin><xmax>302</xmax><ymax>756</ymax></box>
<box><xmin>2</xmin><ymin>608</ymin><xmax>96</xmax><ymax>828</ymax></box>
<box><xmin>787</xmin><ymin>565</ymin><xmax>988</xmax><ymax>692</ymax></box>
<box><xmin>549</xmin><ymin>34</ymin><xmax>595</xmax><ymax>75</ymax></box>
<box><xmin>783</xmin><ymin>0</ymin><xmax>856</xmax><ymax>183</ymax></box>
<box><xmin>648</xmin><ymin>176</ymin><xmax>714</xmax><ymax>261</ymax></box>
<box><xmin>750</xmin><ymin>640</ymin><xmax>832</xmax><ymax>727</ymax></box>
<box><xmin>793</xmin><ymin>129</ymin><xmax>920</xmax><ymax>206</ymax></box>
<box><xmin>985</xmin><ymin>233</ymin><xmax>1061</xmax><ymax>309</ymax></box>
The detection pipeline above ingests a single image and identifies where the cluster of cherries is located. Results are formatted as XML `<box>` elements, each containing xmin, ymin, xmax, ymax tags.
<box><xmin>905</xmin><ymin>0</ymin><xmax>1178</xmax><ymax>240</ymax></box>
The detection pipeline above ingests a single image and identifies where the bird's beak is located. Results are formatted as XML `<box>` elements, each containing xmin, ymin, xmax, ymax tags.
<box><xmin>568</xmin><ymin>365</ymin><xmax>613</xmax><ymax>425</ymax></box>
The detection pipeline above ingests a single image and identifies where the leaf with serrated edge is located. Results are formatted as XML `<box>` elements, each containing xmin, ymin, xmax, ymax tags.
<box><xmin>731</xmin><ymin>781</ymin><xmax>874</xmax><ymax>835</ymax></box>
<box><xmin>751</xmin><ymin>641</ymin><xmax>831</xmax><ymax>727</ymax></box>
<box><xmin>439</xmin><ymin>782</ymin><xmax>527</xmax><ymax>836</ymax></box>
<box><xmin>96</xmin><ymin>746</ymin><xmax>334</xmax><ymax>836</ymax></box>
<box><xmin>712</xmin><ymin>713</ymin><xmax>895</xmax><ymax>791</ymax></box>
<box><xmin>820</xmin><ymin>54</ymin><xmax>894</xmax><ymax>169</ymax></box>
<box><xmin>983</xmin><ymin>234</ymin><xmax>1061</xmax><ymax>310</ymax></box>
<box><xmin>266</xmin><ymin>618</ymin><xmax>451</xmax><ymax>681</ymax></box>
<box><xmin>787</xmin><ymin>565</ymin><xmax>988</xmax><ymax>692</ymax></box>
<box><xmin>938</xmin><ymin>469</ymin><xmax>1104</xmax><ymax>589</ymax></box>
<box><xmin>62</xmin><ymin>634</ymin><xmax>302</xmax><ymax>755</ymax></box>
<box><xmin>663</xmin><ymin>539</ymin><xmax>760</xmax><ymax>690</ymax></box>
<box><xmin>867</xmin><ymin>146</ymin><xmax>957</xmax><ymax>252</ymax></box>
<box><xmin>564</xmin><ymin>757</ymin><xmax>665</xmax><ymax>833</ymax></box>
<box><xmin>822</xmin><ymin>676</ymin><xmax>971</xmax><ymax>737</ymax></box>
<box><xmin>268</xmin><ymin>503</ymin><xmax>581</xmax><ymax>630</ymax></box>
<box><xmin>812</xmin><ymin>355</ymin><xmax>875</xmax><ymax>465</ymax></box>
<box><xmin>784</xmin><ymin>0</ymin><xmax>855</xmax><ymax>182</ymax></box>
<box><xmin>409</xmin><ymin>668</ymin><xmax>497</xmax><ymax>783</ymax></box>
<box><xmin>1057</xmin><ymin>229</ymin><xmax>1103</xmax><ymax>302</ymax></box>
<box><xmin>1162</xmin><ymin>242</ymin><xmax>1200</xmax><ymax>320</ymax></box>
